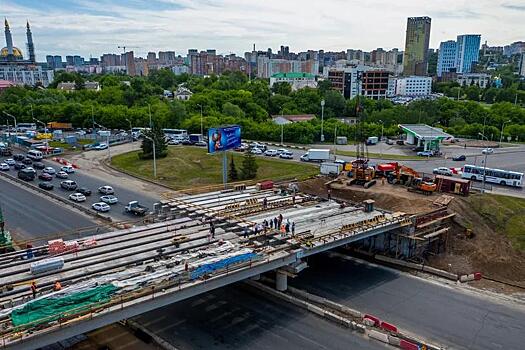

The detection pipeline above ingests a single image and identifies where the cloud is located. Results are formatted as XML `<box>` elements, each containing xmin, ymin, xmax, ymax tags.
<box><xmin>2</xmin><ymin>0</ymin><xmax>523</xmax><ymax>59</ymax></box>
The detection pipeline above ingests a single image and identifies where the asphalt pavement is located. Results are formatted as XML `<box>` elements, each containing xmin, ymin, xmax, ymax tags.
<box><xmin>290</xmin><ymin>253</ymin><xmax>525</xmax><ymax>350</ymax></box>
<box><xmin>133</xmin><ymin>283</ymin><xmax>388</xmax><ymax>350</ymax></box>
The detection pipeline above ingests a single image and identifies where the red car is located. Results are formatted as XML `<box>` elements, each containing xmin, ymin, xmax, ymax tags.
<box><xmin>38</xmin><ymin>172</ymin><xmax>53</xmax><ymax>181</ymax></box>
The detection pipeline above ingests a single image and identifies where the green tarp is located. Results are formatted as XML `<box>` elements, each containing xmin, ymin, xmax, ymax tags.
<box><xmin>11</xmin><ymin>284</ymin><xmax>118</xmax><ymax>327</ymax></box>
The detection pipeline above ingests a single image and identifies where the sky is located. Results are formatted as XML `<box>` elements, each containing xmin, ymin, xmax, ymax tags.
<box><xmin>2</xmin><ymin>0</ymin><xmax>524</xmax><ymax>59</ymax></box>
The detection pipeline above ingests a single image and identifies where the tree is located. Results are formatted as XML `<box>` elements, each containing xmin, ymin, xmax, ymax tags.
<box><xmin>271</xmin><ymin>82</ymin><xmax>292</xmax><ymax>96</ymax></box>
<box><xmin>240</xmin><ymin>149</ymin><xmax>258</xmax><ymax>179</ymax></box>
<box><xmin>139</xmin><ymin>125</ymin><xmax>168</xmax><ymax>159</ymax></box>
<box><xmin>229</xmin><ymin>155</ymin><xmax>238</xmax><ymax>181</ymax></box>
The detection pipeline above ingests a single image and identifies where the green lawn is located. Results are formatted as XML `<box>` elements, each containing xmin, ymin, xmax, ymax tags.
<box><xmin>111</xmin><ymin>146</ymin><xmax>319</xmax><ymax>190</ymax></box>
<box><xmin>467</xmin><ymin>194</ymin><xmax>525</xmax><ymax>252</ymax></box>
<box><xmin>48</xmin><ymin>139</ymin><xmax>92</xmax><ymax>151</ymax></box>
<box><xmin>335</xmin><ymin>149</ymin><xmax>422</xmax><ymax>161</ymax></box>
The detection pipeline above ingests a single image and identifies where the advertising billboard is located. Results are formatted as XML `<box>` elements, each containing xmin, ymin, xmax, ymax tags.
<box><xmin>208</xmin><ymin>125</ymin><xmax>241</xmax><ymax>154</ymax></box>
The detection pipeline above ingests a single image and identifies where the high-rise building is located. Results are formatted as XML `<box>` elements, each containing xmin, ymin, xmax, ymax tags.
<box><xmin>65</xmin><ymin>55</ymin><xmax>74</xmax><ymax>66</ymax></box>
<box><xmin>403</xmin><ymin>16</ymin><xmax>431</xmax><ymax>76</ymax></box>
<box><xmin>437</xmin><ymin>40</ymin><xmax>457</xmax><ymax>77</ymax></box>
<box><xmin>455</xmin><ymin>34</ymin><xmax>481</xmax><ymax>74</ymax></box>
<box><xmin>520</xmin><ymin>53</ymin><xmax>525</xmax><ymax>77</ymax></box>
<box><xmin>147</xmin><ymin>52</ymin><xmax>156</xmax><ymax>63</ymax></box>
<box><xmin>158</xmin><ymin>51</ymin><xmax>176</xmax><ymax>64</ymax></box>
<box><xmin>73</xmin><ymin>55</ymin><xmax>84</xmax><ymax>66</ymax></box>
<box><xmin>121</xmin><ymin>51</ymin><xmax>136</xmax><ymax>76</ymax></box>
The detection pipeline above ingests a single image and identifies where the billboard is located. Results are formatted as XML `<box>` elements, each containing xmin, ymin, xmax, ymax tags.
<box><xmin>208</xmin><ymin>125</ymin><xmax>241</xmax><ymax>154</ymax></box>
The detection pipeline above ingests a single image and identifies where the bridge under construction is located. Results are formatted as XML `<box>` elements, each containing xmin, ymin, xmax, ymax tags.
<box><xmin>0</xmin><ymin>183</ymin><xmax>437</xmax><ymax>349</ymax></box>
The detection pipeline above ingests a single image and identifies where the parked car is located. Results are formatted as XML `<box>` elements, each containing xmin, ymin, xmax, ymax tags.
<box><xmin>4</xmin><ymin>158</ymin><xmax>15</xmax><ymax>166</ymax></box>
<box><xmin>61</xmin><ymin>165</ymin><xmax>75</xmax><ymax>173</ymax></box>
<box><xmin>276</xmin><ymin>148</ymin><xmax>287</xmax><ymax>155</ymax></box>
<box><xmin>100</xmin><ymin>195</ymin><xmax>118</xmax><ymax>204</ymax></box>
<box><xmin>181</xmin><ymin>139</ymin><xmax>192</xmax><ymax>145</ymax></box>
<box><xmin>94</xmin><ymin>143</ymin><xmax>108</xmax><ymax>150</ymax></box>
<box><xmin>13</xmin><ymin>154</ymin><xmax>25</xmax><ymax>161</ymax></box>
<box><xmin>433</xmin><ymin>167</ymin><xmax>453</xmax><ymax>176</ymax></box>
<box><xmin>0</xmin><ymin>163</ymin><xmax>9</xmax><ymax>171</ymax></box>
<box><xmin>482</xmin><ymin>148</ymin><xmax>494</xmax><ymax>155</ymax></box>
<box><xmin>43</xmin><ymin>166</ymin><xmax>56</xmax><ymax>175</ymax></box>
<box><xmin>385</xmin><ymin>139</ymin><xmax>394</xmax><ymax>145</ymax></box>
<box><xmin>21</xmin><ymin>158</ymin><xmax>32</xmax><ymax>165</ymax></box>
<box><xmin>417</xmin><ymin>151</ymin><xmax>433</xmax><ymax>157</ymax></box>
<box><xmin>92</xmin><ymin>202</ymin><xmax>111</xmax><ymax>212</ymax></box>
<box><xmin>167</xmin><ymin>139</ymin><xmax>180</xmax><ymax>145</ymax></box>
<box><xmin>194</xmin><ymin>140</ymin><xmax>207</xmax><ymax>147</ymax></box>
<box><xmin>264</xmin><ymin>149</ymin><xmax>278</xmax><ymax>157</ymax></box>
<box><xmin>69</xmin><ymin>193</ymin><xmax>86</xmax><ymax>202</ymax></box>
<box><xmin>279</xmin><ymin>151</ymin><xmax>294</xmax><ymax>159</ymax></box>
<box><xmin>33</xmin><ymin>162</ymin><xmax>45</xmax><ymax>170</ymax></box>
<box><xmin>396</xmin><ymin>140</ymin><xmax>405</xmax><ymax>145</ymax></box>
<box><xmin>98</xmin><ymin>185</ymin><xmax>114</xmax><ymax>195</ymax></box>
<box><xmin>452</xmin><ymin>155</ymin><xmax>466</xmax><ymax>161</ymax></box>
<box><xmin>76</xmin><ymin>187</ymin><xmax>92</xmax><ymax>196</ymax></box>
<box><xmin>56</xmin><ymin>171</ymin><xmax>69</xmax><ymax>179</ymax></box>
<box><xmin>250</xmin><ymin>148</ymin><xmax>263</xmax><ymax>155</ymax></box>
<box><xmin>38</xmin><ymin>182</ymin><xmax>54</xmax><ymax>190</ymax></box>
<box><xmin>60</xmin><ymin>180</ymin><xmax>78</xmax><ymax>190</ymax></box>
<box><xmin>14</xmin><ymin>162</ymin><xmax>25</xmax><ymax>170</ymax></box>
<box><xmin>38</xmin><ymin>173</ymin><xmax>53</xmax><ymax>181</ymax></box>
<box><xmin>412</xmin><ymin>146</ymin><xmax>425</xmax><ymax>152</ymax></box>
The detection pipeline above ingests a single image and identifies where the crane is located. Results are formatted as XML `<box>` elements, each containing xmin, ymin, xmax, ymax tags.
<box><xmin>117</xmin><ymin>45</ymin><xmax>140</xmax><ymax>53</ymax></box>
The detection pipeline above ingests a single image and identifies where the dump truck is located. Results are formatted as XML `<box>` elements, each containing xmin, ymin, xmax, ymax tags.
<box><xmin>125</xmin><ymin>201</ymin><xmax>149</xmax><ymax>216</ymax></box>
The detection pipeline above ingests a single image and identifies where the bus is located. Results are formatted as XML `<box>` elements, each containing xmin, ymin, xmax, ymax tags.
<box><xmin>163</xmin><ymin>129</ymin><xmax>188</xmax><ymax>141</ymax></box>
<box><xmin>131</xmin><ymin>127</ymin><xmax>149</xmax><ymax>138</ymax></box>
<box><xmin>461</xmin><ymin>164</ymin><xmax>523</xmax><ymax>187</ymax></box>
<box><xmin>16</xmin><ymin>123</ymin><xmax>37</xmax><ymax>132</ymax></box>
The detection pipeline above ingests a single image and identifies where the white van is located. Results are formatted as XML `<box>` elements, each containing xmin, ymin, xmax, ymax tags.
<box><xmin>27</xmin><ymin>150</ymin><xmax>43</xmax><ymax>161</ymax></box>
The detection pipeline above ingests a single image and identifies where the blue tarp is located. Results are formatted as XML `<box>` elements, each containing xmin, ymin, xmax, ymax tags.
<box><xmin>191</xmin><ymin>252</ymin><xmax>257</xmax><ymax>279</ymax></box>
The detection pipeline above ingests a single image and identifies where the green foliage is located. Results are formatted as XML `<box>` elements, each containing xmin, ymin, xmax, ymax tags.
<box><xmin>271</xmin><ymin>82</ymin><xmax>292</xmax><ymax>96</ymax></box>
<box><xmin>228</xmin><ymin>155</ymin><xmax>238</xmax><ymax>181</ymax></box>
<box><xmin>139</xmin><ymin>124</ymin><xmax>168</xmax><ymax>159</ymax></box>
<box><xmin>241</xmin><ymin>149</ymin><xmax>258</xmax><ymax>179</ymax></box>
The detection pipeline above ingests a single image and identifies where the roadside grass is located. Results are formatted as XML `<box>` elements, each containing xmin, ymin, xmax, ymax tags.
<box><xmin>466</xmin><ymin>194</ymin><xmax>525</xmax><ymax>252</ymax></box>
<box><xmin>48</xmin><ymin>139</ymin><xmax>91</xmax><ymax>151</ymax></box>
<box><xmin>335</xmin><ymin>149</ymin><xmax>422</xmax><ymax>161</ymax></box>
<box><xmin>111</xmin><ymin>146</ymin><xmax>319</xmax><ymax>190</ymax></box>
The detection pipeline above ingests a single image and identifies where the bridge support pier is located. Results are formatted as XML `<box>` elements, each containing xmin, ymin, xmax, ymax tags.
<box><xmin>276</xmin><ymin>271</ymin><xmax>287</xmax><ymax>291</ymax></box>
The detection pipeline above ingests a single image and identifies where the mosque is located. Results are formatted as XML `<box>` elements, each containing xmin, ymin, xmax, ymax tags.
<box><xmin>0</xmin><ymin>18</ymin><xmax>35</xmax><ymax>64</ymax></box>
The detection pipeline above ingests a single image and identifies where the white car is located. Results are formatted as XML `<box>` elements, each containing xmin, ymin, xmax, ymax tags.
<box><xmin>94</xmin><ymin>143</ymin><xmax>108</xmax><ymax>150</ymax></box>
<box><xmin>167</xmin><ymin>139</ymin><xmax>180</xmax><ymax>145</ymax></box>
<box><xmin>264</xmin><ymin>149</ymin><xmax>278</xmax><ymax>157</ymax></box>
<box><xmin>61</xmin><ymin>165</ymin><xmax>75</xmax><ymax>173</ymax></box>
<box><xmin>98</xmin><ymin>185</ymin><xmax>114</xmax><ymax>195</ymax></box>
<box><xmin>4</xmin><ymin>158</ymin><xmax>15</xmax><ymax>166</ymax></box>
<box><xmin>92</xmin><ymin>202</ymin><xmax>110</xmax><ymax>212</ymax></box>
<box><xmin>0</xmin><ymin>163</ymin><xmax>9</xmax><ymax>171</ymax></box>
<box><xmin>251</xmin><ymin>148</ymin><xmax>263</xmax><ymax>155</ymax></box>
<box><xmin>100</xmin><ymin>195</ymin><xmax>118</xmax><ymax>204</ymax></box>
<box><xmin>433</xmin><ymin>167</ymin><xmax>453</xmax><ymax>176</ymax></box>
<box><xmin>43</xmin><ymin>166</ymin><xmax>56</xmax><ymax>175</ymax></box>
<box><xmin>276</xmin><ymin>149</ymin><xmax>287</xmax><ymax>155</ymax></box>
<box><xmin>69</xmin><ymin>193</ymin><xmax>86</xmax><ymax>202</ymax></box>
<box><xmin>56</xmin><ymin>171</ymin><xmax>69</xmax><ymax>179</ymax></box>
<box><xmin>279</xmin><ymin>151</ymin><xmax>294</xmax><ymax>159</ymax></box>
<box><xmin>481</xmin><ymin>148</ymin><xmax>494</xmax><ymax>155</ymax></box>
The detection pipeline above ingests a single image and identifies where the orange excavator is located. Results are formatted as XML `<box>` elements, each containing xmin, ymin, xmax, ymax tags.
<box><xmin>386</xmin><ymin>163</ymin><xmax>436</xmax><ymax>195</ymax></box>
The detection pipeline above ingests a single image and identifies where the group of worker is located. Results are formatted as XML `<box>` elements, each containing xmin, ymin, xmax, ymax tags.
<box><xmin>242</xmin><ymin>213</ymin><xmax>296</xmax><ymax>238</ymax></box>
<box><xmin>29</xmin><ymin>280</ymin><xmax>62</xmax><ymax>299</ymax></box>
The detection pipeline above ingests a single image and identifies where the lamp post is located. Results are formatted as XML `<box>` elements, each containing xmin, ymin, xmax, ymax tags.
<box><xmin>378</xmin><ymin>120</ymin><xmax>384</xmax><ymax>162</ymax></box>
<box><xmin>147</xmin><ymin>103</ymin><xmax>153</xmax><ymax>128</ymax></box>
<box><xmin>143</xmin><ymin>135</ymin><xmax>157</xmax><ymax>178</ymax></box>
<box><xmin>333</xmin><ymin>125</ymin><xmax>337</xmax><ymax>156</ymax></box>
<box><xmin>125</xmin><ymin>118</ymin><xmax>132</xmax><ymax>142</ymax></box>
<box><xmin>280</xmin><ymin>107</ymin><xmax>284</xmax><ymax>145</ymax></box>
<box><xmin>499</xmin><ymin>120</ymin><xmax>511</xmax><ymax>149</ymax></box>
<box><xmin>478</xmin><ymin>132</ymin><xmax>489</xmax><ymax>194</ymax></box>
<box><xmin>2</xmin><ymin>111</ymin><xmax>16</xmax><ymax>138</ymax></box>
<box><xmin>197</xmin><ymin>104</ymin><xmax>203</xmax><ymax>137</ymax></box>
<box><xmin>33</xmin><ymin>117</ymin><xmax>48</xmax><ymax>149</ymax></box>
<box><xmin>320</xmin><ymin>99</ymin><xmax>325</xmax><ymax>142</ymax></box>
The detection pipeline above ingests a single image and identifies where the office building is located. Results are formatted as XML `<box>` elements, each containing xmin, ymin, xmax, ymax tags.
<box><xmin>437</xmin><ymin>40</ymin><xmax>457</xmax><ymax>77</ymax></box>
<box><xmin>158</xmin><ymin>51</ymin><xmax>176</xmax><ymax>65</ymax></box>
<box><xmin>503</xmin><ymin>41</ymin><xmax>525</xmax><ymax>57</ymax></box>
<box><xmin>269</xmin><ymin>72</ymin><xmax>317</xmax><ymax>91</ymax></box>
<box><xmin>121</xmin><ymin>51</ymin><xmax>136</xmax><ymax>76</ymax></box>
<box><xmin>455</xmin><ymin>34</ymin><xmax>481</xmax><ymax>74</ymax></box>
<box><xmin>361</xmin><ymin>70</ymin><xmax>392</xmax><ymax>100</ymax></box>
<box><xmin>324</xmin><ymin>65</ymin><xmax>373</xmax><ymax>99</ymax></box>
<box><xmin>257</xmin><ymin>57</ymin><xmax>318</xmax><ymax>78</ymax></box>
<box><xmin>392</xmin><ymin>76</ymin><xmax>432</xmax><ymax>96</ymax></box>
<box><xmin>456</xmin><ymin>73</ymin><xmax>490</xmax><ymax>88</ymax></box>
<box><xmin>403</xmin><ymin>16</ymin><xmax>432</xmax><ymax>76</ymax></box>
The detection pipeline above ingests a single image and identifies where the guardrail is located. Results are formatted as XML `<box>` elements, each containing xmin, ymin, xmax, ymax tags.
<box><xmin>0</xmin><ymin>171</ymin><xmax>111</xmax><ymax>222</ymax></box>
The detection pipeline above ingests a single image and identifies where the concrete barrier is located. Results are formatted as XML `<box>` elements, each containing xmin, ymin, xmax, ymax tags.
<box><xmin>399</xmin><ymin>339</ymin><xmax>419</xmax><ymax>350</ymax></box>
<box><xmin>363</xmin><ymin>314</ymin><xmax>381</xmax><ymax>327</ymax></box>
<box><xmin>388</xmin><ymin>335</ymin><xmax>401</xmax><ymax>346</ymax></box>
<box><xmin>380</xmin><ymin>321</ymin><xmax>398</xmax><ymax>333</ymax></box>
<box><xmin>474</xmin><ymin>272</ymin><xmax>482</xmax><ymax>280</ymax></box>
<box><xmin>367</xmin><ymin>329</ymin><xmax>389</xmax><ymax>343</ymax></box>
<box><xmin>422</xmin><ymin>266</ymin><xmax>458</xmax><ymax>281</ymax></box>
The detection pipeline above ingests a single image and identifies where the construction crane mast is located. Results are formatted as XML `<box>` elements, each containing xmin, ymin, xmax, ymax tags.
<box><xmin>117</xmin><ymin>45</ymin><xmax>140</xmax><ymax>53</ymax></box>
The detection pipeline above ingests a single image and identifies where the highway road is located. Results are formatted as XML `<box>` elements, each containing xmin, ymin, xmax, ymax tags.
<box><xmin>133</xmin><ymin>283</ymin><xmax>388</xmax><ymax>350</ymax></box>
<box><xmin>290</xmin><ymin>253</ymin><xmax>525</xmax><ymax>350</ymax></box>
<box><xmin>0</xmin><ymin>178</ymin><xmax>96</xmax><ymax>244</ymax></box>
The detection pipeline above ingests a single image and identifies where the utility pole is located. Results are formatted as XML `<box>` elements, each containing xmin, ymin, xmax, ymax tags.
<box><xmin>499</xmin><ymin>120</ymin><xmax>511</xmax><ymax>148</ymax></box>
<box><xmin>479</xmin><ymin>132</ymin><xmax>489</xmax><ymax>194</ymax></box>
<box><xmin>143</xmin><ymin>135</ymin><xmax>157</xmax><ymax>178</ymax></box>
<box><xmin>91</xmin><ymin>105</ymin><xmax>95</xmax><ymax>138</ymax></box>
<box><xmin>379</xmin><ymin>120</ymin><xmax>384</xmax><ymax>162</ymax></box>
<box><xmin>197</xmin><ymin>104</ymin><xmax>203</xmax><ymax>136</ymax></box>
<box><xmin>148</xmin><ymin>103</ymin><xmax>153</xmax><ymax>128</ymax></box>
<box><xmin>280</xmin><ymin>107</ymin><xmax>284</xmax><ymax>145</ymax></box>
<box><xmin>2</xmin><ymin>111</ymin><xmax>16</xmax><ymax>137</ymax></box>
<box><xmin>320</xmin><ymin>99</ymin><xmax>325</xmax><ymax>142</ymax></box>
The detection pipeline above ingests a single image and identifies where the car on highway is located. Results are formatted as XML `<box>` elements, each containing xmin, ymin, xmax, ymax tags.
<box><xmin>56</xmin><ymin>171</ymin><xmax>69</xmax><ymax>179</ymax></box>
<box><xmin>482</xmin><ymin>148</ymin><xmax>494</xmax><ymax>155</ymax></box>
<box><xmin>264</xmin><ymin>149</ymin><xmax>278</xmax><ymax>157</ymax></box>
<box><xmin>4</xmin><ymin>158</ymin><xmax>15</xmax><ymax>166</ymax></box>
<box><xmin>38</xmin><ymin>173</ymin><xmax>53</xmax><ymax>181</ymax></box>
<box><xmin>98</xmin><ymin>185</ymin><xmax>114</xmax><ymax>195</ymax></box>
<box><xmin>38</xmin><ymin>182</ymin><xmax>54</xmax><ymax>190</ymax></box>
<box><xmin>452</xmin><ymin>155</ymin><xmax>466</xmax><ymax>161</ymax></box>
<box><xmin>13</xmin><ymin>154</ymin><xmax>25</xmax><ymax>161</ymax></box>
<box><xmin>69</xmin><ymin>193</ymin><xmax>87</xmax><ymax>202</ymax></box>
<box><xmin>21</xmin><ymin>157</ymin><xmax>32</xmax><ymax>165</ymax></box>
<box><xmin>100</xmin><ymin>195</ymin><xmax>118</xmax><ymax>204</ymax></box>
<box><xmin>0</xmin><ymin>163</ymin><xmax>9</xmax><ymax>171</ymax></box>
<box><xmin>92</xmin><ymin>202</ymin><xmax>110</xmax><ymax>212</ymax></box>
<box><xmin>279</xmin><ymin>151</ymin><xmax>294</xmax><ymax>159</ymax></box>
<box><xmin>17</xmin><ymin>169</ymin><xmax>35</xmax><ymax>181</ymax></box>
<box><xmin>417</xmin><ymin>151</ymin><xmax>434</xmax><ymax>157</ymax></box>
<box><xmin>433</xmin><ymin>167</ymin><xmax>453</xmax><ymax>176</ymax></box>
<box><xmin>60</xmin><ymin>180</ymin><xmax>78</xmax><ymax>191</ymax></box>
<box><xmin>250</xmin><ymin>148</ymin><xmax>263</xmax><ymax>155</ymax></box>
<box><xmin>94</xmin><ymin>143</ymin><xmax>108</xmax><ymax>150</ymax></box>
<box><xmin>14</xmin><ymin>162</ymin><xmax>25</xmax><ymax>170</ymax></box>
<box><xmin>61</xmin><ymin>165</ymin><xmax>75</xmax><ymax>173</ymax></box>
<box><xmin>33</xmin><ymin>162</ymin><xmax>45</xmax><ymax>170</ymax></box>
<box><xmin>43</xmin><ymin>167</ymin><xmax>56</xmax><ymax>175</ymax></box>
<box><xmin>276</xmin><ymin>148</ymin><xmax>287</xmax><ymax>155</ymax></box>
<box><xmin>25</xmin><ymin>167</ymin><xmax>36</xmax><ymax>174</ymax></box>
<box><xmin>76</xmin><ymin>187</ymin><xmax>92</xmax><ymax>196</ymax></box>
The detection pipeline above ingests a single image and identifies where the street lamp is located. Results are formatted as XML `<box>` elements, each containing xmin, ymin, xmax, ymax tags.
<box><xmin>499</xmin><ymin>120</ymin><xmax>511</xmax><ymax>149</ymax></box>
<box><xmin>147</xmin><ymin>103</ymin><xmax>153</xmax><ymax>128</ymax></box>
<box><xmin>2</xmin><ymin>111</ymin><xmax>16</xmax><ymax>137</ymax></box>
<box><xmin>95</xmin><ymin>121</ymin><xmax>111</xmax><ymax>161</ymax></box>
<box><xmin>378</xmin><ymin>120</ymin><xmax>384</xmax><ymax>162</ymax></box>
<box><xmin>33</xmin><ymin>117</ymin><xmax>49</xmax><ymax>149</ymax></box>
<box><xmin>197</xmin><ymin>104</ymin><xmax>203</xmax><ymax>137</ymax></box>
<box><xmin>320</xmin><ymin>99</ymin><xmax>325</xmax><ymax>142</ymax></box>
<box><xmin>279</xmin><ymin>106</ymin><xmax>284</xmax><ymax>145</ymax></box>
<box><xmin>142</xmin><ymin>134</ymin><xmax>157</xmax><ymax>178</ymax></box>
<box><xmin>478</xmin><ymin>132</ymin><xmax>489</xmax><ymax>194</ymax></box>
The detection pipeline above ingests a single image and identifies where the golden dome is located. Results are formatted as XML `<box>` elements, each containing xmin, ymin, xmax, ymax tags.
<box><xmin>0</xmin><ymin>47</ymin><xmax>23</xmax><ymax>58</ymax></box>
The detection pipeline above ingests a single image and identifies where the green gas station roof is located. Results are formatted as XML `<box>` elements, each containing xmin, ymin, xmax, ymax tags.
<box><xmin>399</xmin><ymin>124</ymin><xmax>452</xmax><ymax>140</ymax></box>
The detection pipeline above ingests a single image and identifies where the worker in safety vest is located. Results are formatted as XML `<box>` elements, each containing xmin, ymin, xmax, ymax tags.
<box><xmin>53</xmin><ymin>280</ymin><xmax>62</xmax><ymax>291</ymax></box>
<box><xmin>30</xmin><ymin>281</ymin><xmax>37</xmax><ymax>299</ymax></box>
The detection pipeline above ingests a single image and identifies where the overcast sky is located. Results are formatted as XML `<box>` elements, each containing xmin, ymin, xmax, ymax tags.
<box><xmin>2</xmin><ymin>0</ymin><xmax>524</xmax><ymax>59</ymax></box>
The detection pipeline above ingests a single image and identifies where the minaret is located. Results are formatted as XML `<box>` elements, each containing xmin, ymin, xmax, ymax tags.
<box><xmin>4</xmin><ymin>18</ymin><xmax>14</xmax><ymax>60</ymax></box>
<box><xmin>26</xmin><ymin>20</ymin><xmax>35</xmax><ymax>63</ymax></box>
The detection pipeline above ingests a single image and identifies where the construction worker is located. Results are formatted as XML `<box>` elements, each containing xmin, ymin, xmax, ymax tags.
<box><xmin>381</xmin><ymin>177</ymin><xmax>385</xmax><ymax>185</ymax></box>
<box><xmin>327</xmin><ymin>188</ymin><xmax>332</xmax><ymax>201</ymax></box>
<box><xmin>291</xmin><ymin>222</ymin><xmax>295</xmax><ymax>236</ymax></box>
<box><xmin>263</xmin><ymin>197</ymin><xmax>268</xmax><ymax>209</ymax></box>
<box><xmin>53</xmin><ymin>280</ymin><xmax>62</xmax><ymax>292</ymax></box>
<box><xmin>210</xmin><ymin>222</ymin><xmax>215</xmax><ymax>239</ymax></box>
<box><xmin>30</xmin><ymin>281</ymin><xmax>37</xmax><ymax>299</ymax></box>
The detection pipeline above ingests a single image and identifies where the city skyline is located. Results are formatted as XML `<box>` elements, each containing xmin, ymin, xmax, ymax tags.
<box><xmin>2</xmin><ymin>0</ymin><xmax>524</xmax><ymax>59</ymax></box>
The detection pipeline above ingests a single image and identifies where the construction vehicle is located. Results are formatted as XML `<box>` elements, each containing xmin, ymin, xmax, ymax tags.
<box><xmin>408</xmin><ymin>178</ymin><xmax>437</xmax><ymax>195</ymax></box>
<box><xmin>0</xmin><ymin>204</ymin><xmax>14</xmax><ymax>253</ymax></box>
<box><xmin>125</xmin><ymin>201</ymin><xmax>149</xmax><ymax>216</ymax></box>
<box><xmin>385</xmin><ymin>163</ymin><xmax>437</xmax><ymax>195</ymax></box>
